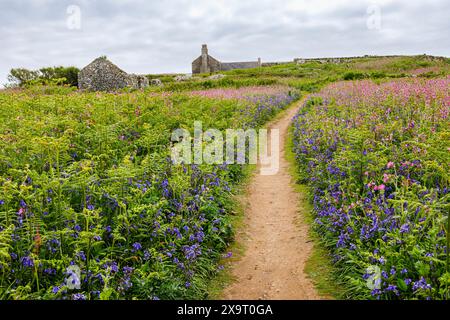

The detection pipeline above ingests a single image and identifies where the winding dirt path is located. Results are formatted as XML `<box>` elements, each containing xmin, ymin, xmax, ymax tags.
<box><xmin>222</xmin><ymin>99</ymin><xmax>320</xmax><ymax>300</ymax></box>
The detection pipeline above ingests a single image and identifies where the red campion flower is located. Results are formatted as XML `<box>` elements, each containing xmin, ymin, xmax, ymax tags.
<box><xmin>34</xmin><ymin>226</ymin><xmax>42</xmax><ymax>254</ymax></box>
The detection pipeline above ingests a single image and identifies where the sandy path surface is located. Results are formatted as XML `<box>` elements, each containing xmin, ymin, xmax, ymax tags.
<box><xmin>222</xmin><ymin>99</ymin><xmax>320</xmax><ymax>300</ymax></box>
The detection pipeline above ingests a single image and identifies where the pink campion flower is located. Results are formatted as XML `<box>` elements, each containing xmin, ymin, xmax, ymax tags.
<box><xmin>364</xmin><ymin>171</ymin><xmax>369</xmax><ymax>176</ymax></box>
<box><xmin>387</xmin><ymin>161</ymin><xmax>395</xmax><ymax>169</ymax></box>
<box><xmin>135</xmin><ymin>106</ymin><xmax>141</xmax><ymax>117</ymax></box>
<box><xmin>383</xmin><ymin>174</ymin><xmax>390</xmax><ymax>183</ymax></box>
<box><xmin>18</xmin><ymin>207</ymin><xmax>25</xmax><ymax>217</ymax></box>
<box><xmin>377</xmin><ymin>184</ymin><xmax>385</xmax><ymax>191</ymax></box>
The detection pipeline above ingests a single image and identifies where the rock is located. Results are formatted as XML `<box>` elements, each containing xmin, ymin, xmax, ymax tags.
<box><xmin>208</xmin><ymin>74</ymin><xmax>225</xmax><ymax>80</ymax></box>
<box><xmin>174</xmin><ymin>75</ymin><xmax>191</xmax><ymax>82</ymax></box>
<box><xmin>150</xmin><ymin>78</ymin><xmax>163</xmax><ymax>86</ymax></box>
<box><xmin>128</xmin><ymin>74</ymin><xmax>149</xmax><ymax>89</ymax></box>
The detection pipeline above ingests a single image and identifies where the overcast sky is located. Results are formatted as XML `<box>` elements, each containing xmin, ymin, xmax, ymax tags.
<box><xmin>0</xmin><ymin>0</ymin><xmax>449</xmax><ymax>86</ymax></box>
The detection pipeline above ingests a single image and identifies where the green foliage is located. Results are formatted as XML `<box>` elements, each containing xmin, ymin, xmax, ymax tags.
<box><xmin>0</xmin><ymin>86</ymin><xmax>297</xmax><ymax>300</ymax></box>
<box><xmin>145</xmin><ymin>74</ymin><xmax>182</xmax><ymax>84</ymax></box>
<box><xmin>7</xmin><ymin>66</ymin><xmax>80</xmax><ymax>88</ymax></box>
<box><xmin>343</xmin><ymin>71</ymin><xmax>366</xmax><ymax>80</ymax></box>
<box><xmin>7</xmin><ymin>68</ymin><xmax>40</xmax><ymax>87</ymax></box>
<box><xmin>39</xmin><ymin>66</ymin><xmax>79</xmax><ymax>87</ymax></box>
<box><xmin>161</xmin><ymin>78</ymin><xmax>278</xmax><ymax>92</ymax></box>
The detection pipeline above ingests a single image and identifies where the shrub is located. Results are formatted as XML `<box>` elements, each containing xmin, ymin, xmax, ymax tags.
<box><xmin>7</xmin><ymin>66</ymin><xmax>80</xmax><ymax>87</ymax></box>
<box><xmin>343</xmin><ymin>71</ymin><xmax>366</xmax><ymax>80</ymax></box>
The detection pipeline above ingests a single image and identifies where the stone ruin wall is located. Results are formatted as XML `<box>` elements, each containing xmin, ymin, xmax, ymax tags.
<box><xmin>78</xmin><ymin>57</ymin><xmax>149</xmax><ymax>92</ymax></box>
<box><xmin>219</xmin><ymin>61</ymin><xmax>260</xmax><ymax>71</ymax></box>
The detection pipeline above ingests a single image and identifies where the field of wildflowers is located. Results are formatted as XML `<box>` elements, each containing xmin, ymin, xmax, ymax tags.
<box><xmin>0</xmin><ymin>85</ymin><xmax>299</xmax><ymax>299</ymax></box>
<box><xmin>190</xmin><ymin>86</ymin><xmax>299</xmax><ymax>127</ymax></box>
<box><xmin>292</xmin><ymin>77</ymin><xmax>449</xmax><ymax>299</ymax></box>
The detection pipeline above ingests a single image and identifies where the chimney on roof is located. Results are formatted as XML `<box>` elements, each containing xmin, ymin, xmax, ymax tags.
<box><xmin>200</xmin><ymin>44</ymin><xmax>209</xmax><ymax>73</ymax></box>
<box><xmin>202</xmin><ymin>44</ymin><xmax>208</xmax><ymax>56</ymax></box>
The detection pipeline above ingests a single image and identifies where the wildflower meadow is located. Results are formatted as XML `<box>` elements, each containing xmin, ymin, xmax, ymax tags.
<box><xmin>0</xmin><ymin>86</ymin><xmax>299</xmax><ymax>299</ymax></box>
<box><xmin>292</xmin><ymin>77</ymin><xmax>449</xmax><ymax>299</ymax></box>
<box><xmin>0</xmin><ymin>54</ymin><xmax>448</xmax><ymax>301</ymax></box>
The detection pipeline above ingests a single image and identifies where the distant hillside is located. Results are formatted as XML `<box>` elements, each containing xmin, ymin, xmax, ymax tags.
<box><xmin>145</xmin><ymin>55</ymin><xmax>449</xmax><ymax>93</ymax></box>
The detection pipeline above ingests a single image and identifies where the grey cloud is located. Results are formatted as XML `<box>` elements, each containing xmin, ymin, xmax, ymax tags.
<box><xmin>0</xmin><ymin>0</ymin><xmax>449</xmax><ymax>86</ymax></box>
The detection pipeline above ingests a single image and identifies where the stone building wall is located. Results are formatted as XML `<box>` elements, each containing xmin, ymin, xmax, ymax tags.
<box><xmin>220</xmin><ymin>61</ymin><xmax>260</xmax><ymax>71</ymax></box>
<box><xmin>192</xmin><ymin>45</ymin><xmax>262</xmax><ymax>74</ymax></box>
<box><xmin>192</xmin><ymin>55</ymin><xmax>221</xmax><ymax>74</ymax></box>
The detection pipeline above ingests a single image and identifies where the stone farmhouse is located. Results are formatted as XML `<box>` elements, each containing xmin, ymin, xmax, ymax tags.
<box><xmin>78</xmin><ymin>57</ymin><xmax>149</xmax><ymax>91</ymax></box>
<box><xmin>192</xmin><ymin>44</ymin><xmax>262</xmax><ymax>74</ymax></box>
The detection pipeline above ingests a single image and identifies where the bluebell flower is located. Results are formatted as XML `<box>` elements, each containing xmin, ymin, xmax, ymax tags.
<box><xmin>123</xmin><ymin>266</ymin><xmax>134</xmax><ymax>274</ymax></box>
<box><xmin>72</xmin><ymin>293</ymin><xmax>86</xmax><ymax>300</ymax></box>
<box><xmin>21</xmin><ymin>256</ymin><xmax>34</xmax><ymax>268</ymax></box>
<box><xmin>44</xmin><ymin>268</ymin><xmax>57</xmax><ymax>275</ymax></box>
<box><xmin>132</xmin><ymin>242</ymin><xmax>142</xmax><ymax>252</ymax></box>
<box><xmin>412</xmin><ymin>277</ymin><xmax>432</xmax><ymax>291</ymax></box>
<box><xmin>91</xmin><ymin>290</ymin><xmax>101</xmax><ymax>298</ymax></box>
<box><xmin>399</xmin><ymin>223</ymin><xmax>410</xmax><ymax>234</ymax></box>
<box><xmin>77</xmin><ymin>251</ymin><xmax>87</xmax><ymax>261</ymax></box>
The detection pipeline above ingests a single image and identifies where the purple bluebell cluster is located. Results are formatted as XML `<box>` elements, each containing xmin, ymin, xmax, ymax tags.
<box><xmin>243</xmin><ymin>92</ymin><xmax>300</xmax><ymax>127</ymax></box>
